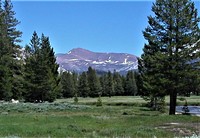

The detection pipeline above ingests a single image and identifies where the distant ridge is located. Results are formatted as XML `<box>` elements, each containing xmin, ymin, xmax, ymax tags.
<box><xmin>56</xmin><ymin>48</ymin><xmax>138</xmax><ymax>74</ymax></box>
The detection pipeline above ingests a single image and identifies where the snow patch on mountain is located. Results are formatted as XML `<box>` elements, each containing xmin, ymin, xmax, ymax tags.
<box><xmin>93</xmin><ymin>61</ymin><xmax>106</xmax><ymax>64</ymax></box>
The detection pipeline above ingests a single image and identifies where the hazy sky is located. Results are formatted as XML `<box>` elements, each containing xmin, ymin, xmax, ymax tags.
<box><xmin>12</xmin><ymin>0</ymin><xmax>200</xmax><ymax>56</ymax></box>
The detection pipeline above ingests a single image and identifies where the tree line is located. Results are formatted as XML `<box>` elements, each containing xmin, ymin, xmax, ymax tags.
<box><xmin>60</xmin><ymin>67</ymin><xmax>138</xmax><ymax>98</ymax></box>
<box><xmin>0</xmin><ymin>0</ymin><xmax>138</xmax><ymax>102</ymax></box>
<box><xmin>0</xmin><ymin>0</ymin><xmax>60</xmax><ymax>102</ymax></box>
<box><xmin>0</xmin><ymin>0</ymin><xmax>200</xmax><ymax>115</ymax></box>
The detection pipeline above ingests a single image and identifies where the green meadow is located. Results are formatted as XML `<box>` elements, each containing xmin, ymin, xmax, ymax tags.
<box><xmin>0</xmin><ymin>96</ymin><xmax>199</xmax><ymax>138</ymax></box>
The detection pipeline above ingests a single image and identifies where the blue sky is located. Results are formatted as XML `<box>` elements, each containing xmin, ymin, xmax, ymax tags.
<box><xmin>12</xmin><ymin>0</ymin><xmax>200</xmax><ymax>57</ymax></box>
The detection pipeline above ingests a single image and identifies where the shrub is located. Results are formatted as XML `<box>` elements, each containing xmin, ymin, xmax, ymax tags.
<box><xmin>178</xmin><ymin>97</ymin><xmax>186</xmax><ymax>101</ymax></box>
<box><xmin>74</xmin><ymin>94</ymin><xmax>78</xmax><ymax>104</ymax></box>
<box><xmin>96</xmin><ymin>96</ymin><xmax>102</xmax><ymax>106</ymax></box>
<box><xmin>0</xmin><ymin>102</ymin><xmax>90</xmax><ymax>113</ymax></box>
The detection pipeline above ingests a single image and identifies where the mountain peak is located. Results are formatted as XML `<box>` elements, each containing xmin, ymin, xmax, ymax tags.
<box><xmin>68</xmin><ymin>48</ymin><xmax>92</xmax><ymax>55</ymax></box>
<box><xmin>57</xmin><ymin>48</ymin><xmax>138</xmax><ymax>74</ymax></box>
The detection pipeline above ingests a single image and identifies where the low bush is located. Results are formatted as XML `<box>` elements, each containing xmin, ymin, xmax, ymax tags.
<box><xmin>96</xmin><ymin>96</ymin><xmax>102</xmax><ymax>106</ymax></box>
<box><xmin>0</xmin><ymin>102</ymin><xmax>90</xmax><ymax>113</ymax></box>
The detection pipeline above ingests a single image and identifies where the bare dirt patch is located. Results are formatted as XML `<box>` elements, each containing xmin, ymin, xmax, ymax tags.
<box><xmin>156</xmin><ymin>122</ymin><xmax>200</xmax><ymax>137</ymax></box>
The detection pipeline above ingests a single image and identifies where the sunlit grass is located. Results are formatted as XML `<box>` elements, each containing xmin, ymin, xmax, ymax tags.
<box><xmin>56</xmin><ymin>96</ymin><xmax>147</xmax><ymax>106</ymax></box>
<box><xmin>0</xmin><ymin>96</ymin><xmax>199</xmax><ymax>137</ymax></box>
<box><xmin>56</xmin><ymin>95</ymin><xmax>200</xmax><ymax>106</ymax></box>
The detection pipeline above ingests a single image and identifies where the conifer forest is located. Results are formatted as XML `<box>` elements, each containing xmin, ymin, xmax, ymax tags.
<box><xmin>0</xmin><ymin>0</ymin><xmax>200</xmax><ymax>112</ymax></box>
<box><xmin>0</xmin><ymin>0</ymin><xmax>200</xmax><ymax>137</ymax></box>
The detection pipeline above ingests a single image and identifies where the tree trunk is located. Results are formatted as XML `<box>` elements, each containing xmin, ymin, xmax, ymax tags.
<box><xmin>169</xmin><ymin>90</ymin><xmax>177</xmax><ymax>115</ymax></box>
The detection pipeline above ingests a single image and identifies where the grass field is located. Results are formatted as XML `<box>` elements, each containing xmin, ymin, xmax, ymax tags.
<box><xmin>0</xmin><ymin>96</ymin><xmax>199</xmax><ymax>138</ymax></box>
<box><xmin>56</xmin><ymin>96</ymin><xmax>200</xmax><ymax>106</ymax></box>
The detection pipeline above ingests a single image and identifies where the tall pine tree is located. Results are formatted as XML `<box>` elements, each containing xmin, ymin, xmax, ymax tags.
<box><xmin>113</xmin><ymin>70</ymin><xmax>124</xmax><ymax>96</ymax></box>
<box><xmin>0</xmin><ymin>0</ymin><xmax>22</xmax><ymax>100</ymax></box>
<box><xmin>24</xmin><ymin>32</ymin><xmax>60</xmax><ymax>102</ymax></box>
<box><xmin>87</xmin><ymin>67</ymin><xmax>102</xmax><ymax>97</ymax></box>
<box><xmin>40</xmin><ymin>34</ymin><xmax>60</xmax><ymax>102</ymax></box>
<box><xmin>78</xmin><ymin>72</ymin><xmax>90</xmax><ymax>97</ymax></box>
<box><xmin>72</xmin><ymin>71</ymin><xmax>78</xmax><ymax>97</ymax></box>
<box><xmin>23</xmin><ymin>32</ymin><xmax>41</xmax><ymax>102</ymax></box>
<box><xmin>139</xmin><ymin>0</ymin><xmax>200</xmax><ymax>114</ymax></box>
<box><xmin>3</xmin><ymin>0</ymin><xmax>23</xmax><ymax>99</ymax></box>
<box><xmin>60</xmin><ymin>72</ymin><xmax>75</xmax><ymax>98</ymax></box>
<box><xmin>105</xmin><ymin>71</ymin><xmax>114</xmax><ymax>97</ymax></box>
<box><xmin>99</xmin><ymin>74</ymin><xmax>107</xmax><ymax>96</ymax></box>
<box><xmin>125</xmin><ymin>71</ymin><xmax>137</xmax><ymax>96</ymax></box>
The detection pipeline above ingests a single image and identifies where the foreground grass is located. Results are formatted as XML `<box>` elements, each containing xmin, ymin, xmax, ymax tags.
<box><xmin>0</xmin><ymin>96</ymin><xmax>199</xmax><ymax>137</ymax></box>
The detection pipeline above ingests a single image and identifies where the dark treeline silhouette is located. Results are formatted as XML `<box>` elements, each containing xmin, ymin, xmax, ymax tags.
<box><xmin>0</xmin><ymin>0</ymin><xmax>60</xmax><ymax>102</ymax></box>
<box><xmin>60</xmin><ymin>67</ymin><xmax>138</xmax><ymax>98</ymax></box>
<box><xmin>0</xmin><ymin>0</ymin><xmax>138</xmax><ymax>102</ymax></box>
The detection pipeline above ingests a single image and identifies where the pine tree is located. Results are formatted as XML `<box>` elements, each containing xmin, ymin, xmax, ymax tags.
<box><xmin>99</xmin><ymin>74</ymin><xmax>107</xmax><ymax>96</ymax></box>
<box><xmin>105</xmin><ymin>71</ymin><xmax>114</xmax><ymax>97</ymax></box>
<box><xmin>11</xmin><ymin>61</ymin><xmax>24</xmax><ymax>100</ymax></box>
<box><xmin>125</xmin><ymin>71</ymin><xmax>137</xmax><ymax>96</ymax></box>
<box><xmin>78</xmin><ymin>72</ymin><xmax>90</xmax><ymax>97</ymax></box>
<box><xmin>0</xmin><ymin>0</ymin><xmax>22</xmax><ymax>100</ymax></box>
<box><xmin>140</xmin><ymin>0</ymin><xmax>200</xmax><ymax>114</ymax></box>
<box><xmin>0</xmin><ymin>1</ymin><xmax>11</xmax><ymax>100</ymax></box>
<box><xmin>121</xmin><ymin>75</ymin><xmax>126</xmax><ymax>96</ymax></box>
<box><xmin>40</xmin><ymin>34</ymin><xmax>60</xmax><ymax>102</ymax></box>
<box><xmin>135</xmin><ymin>70</ymin><xmax>143</xmax><ymax>96</ymax></box>
<box><xmin>3</xmin><ymin>0</ymin><xmax>22</xmax><ymax>44</ymax></box>
<box><xmin>0</xmin><ymin>0</ymin><xmax>7</xmax><ymax>49</ymax></box>
<box><xmin>24</xmin><ymin>32</ymin><xmax>60</xmax><ymax>102</ymax></box>
<box><xmin>72</xmin><ymin>71</ymin><xmax>78</xmax><ymax>97</ymax></box>
<box><xmin>60</xmin><ymin>72</ymin><xmax>75</xmax><ymax>98</ymax></box>
<box><xmin>113</xmin><ymin>71</ymin><xmax>124</xmax><ymax>96</ymax></box>
<box><xmin>87</xmin><ymin>67</ymin><xmax>102</xmax><ymax>97</ymax></box>
<box><xmin>185</xmin><ymin>40</ymin><xmax>200</xmax><ymax>96</ymax></box>
<box><xmin>23</xmin><ymin>32</ymin><xmax>41</xmax><ymax>102</ymax></box>
<box><xmin>3</xmin><ymin>0</ymin><xmax>23</xmax><ymax>100</ymax></box>
<box><xmin>0</xmin><ymin>56</ymin><xmax>12</xmax><ymax>100</ymax></box>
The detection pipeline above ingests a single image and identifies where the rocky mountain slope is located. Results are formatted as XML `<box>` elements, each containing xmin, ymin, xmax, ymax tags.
<box><xmin>56</xmin><ymin>48</ymin><xmax>138</xmax><ymax>73</ymax></box>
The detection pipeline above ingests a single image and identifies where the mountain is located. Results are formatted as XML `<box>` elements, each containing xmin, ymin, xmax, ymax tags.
<box><xmin>56</xmin><ymin>48</ymin><xmax>138</xmax><ymax>74</ymax></box>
